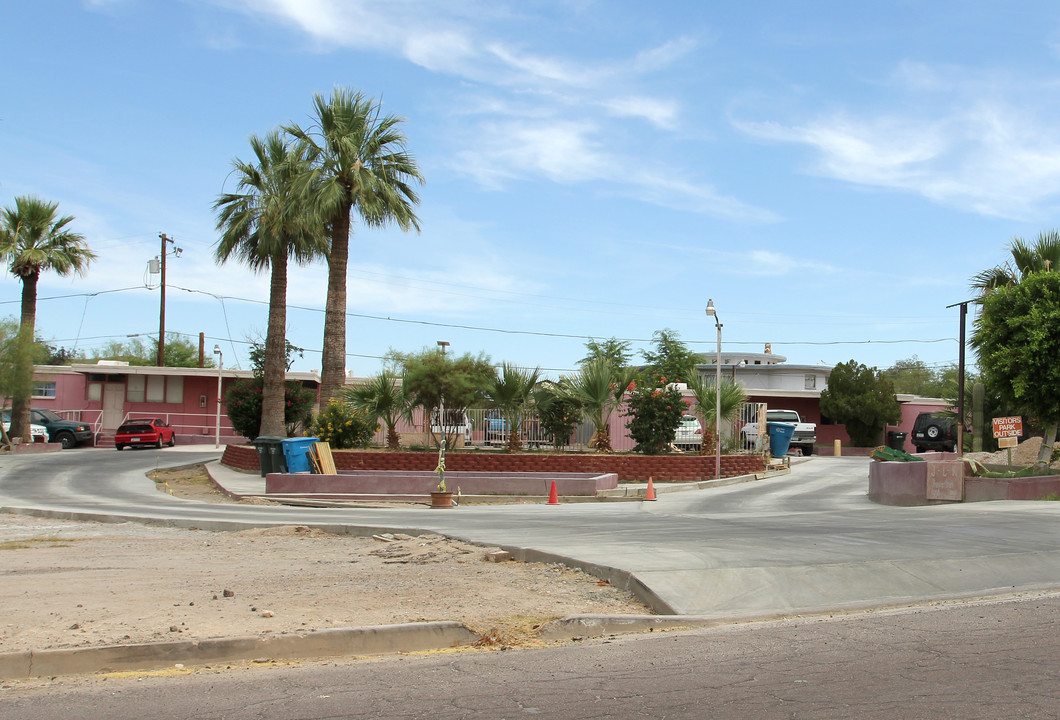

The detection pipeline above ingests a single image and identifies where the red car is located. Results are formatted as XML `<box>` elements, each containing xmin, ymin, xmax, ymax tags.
<box><xmin>115</xmin><ymin>418</ymin><xmax>176</xmax><ymax>450</ymax></box>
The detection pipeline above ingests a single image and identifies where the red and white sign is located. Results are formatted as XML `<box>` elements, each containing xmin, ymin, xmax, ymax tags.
<box><xmin>992</xmin><ymin>416</ymin><xmax>1023</xmax><ymax>439</ymax></box>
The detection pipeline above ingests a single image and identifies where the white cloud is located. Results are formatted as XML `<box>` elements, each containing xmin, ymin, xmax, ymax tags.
<box><xmin>600</xmin><ymin>96</ymin><xmax>680</xmax><ymax>130</ymax></box>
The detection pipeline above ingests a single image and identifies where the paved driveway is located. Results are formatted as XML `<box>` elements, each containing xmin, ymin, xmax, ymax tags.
<box><xmin>2</xmin><ymin>450</ymin><xmax>1059</xmax><ymax>618</ymax></box>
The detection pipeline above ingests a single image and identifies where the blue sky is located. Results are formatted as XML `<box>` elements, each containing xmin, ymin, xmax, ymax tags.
<box><xmin>4</xmin><ymin>1</ymin><xmax>1059</xmax><ymax>379</ymax></box>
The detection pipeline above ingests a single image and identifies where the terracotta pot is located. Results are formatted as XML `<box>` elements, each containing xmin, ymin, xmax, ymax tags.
<box><xmin>430</xmin><ymin>491</ymin><xmax>454</xmax><ymax>509</ymax></box>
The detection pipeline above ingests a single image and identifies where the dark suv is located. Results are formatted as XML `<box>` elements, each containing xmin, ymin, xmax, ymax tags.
<box><xmin>30</xmin><ymin>408</ymin><xmax>94</xmax><ymax>449</ymax></box>
<box><xmin>911</xmin><ymin>412</ymin><xmax>957</xmax><ymax>453</ymax></box>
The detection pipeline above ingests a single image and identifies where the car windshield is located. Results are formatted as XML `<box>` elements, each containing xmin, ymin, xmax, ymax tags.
<box><xmin>34</xmin><ymin>409</ymin><xmax>64</xmax><ymax>423</ymax></box>
<box><xmin>118</xmin><ymin>425</ymin><xmax>153</xmax><ymax>434</ymax></box>
<box><xmin>769</xmin><ymin>411</ymin><xmax>800</xmax><ymax>423</ymax></box>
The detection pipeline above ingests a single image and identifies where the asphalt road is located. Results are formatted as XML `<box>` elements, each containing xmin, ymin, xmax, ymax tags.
<box><xmin>2</xmin><ymin>449</ymin><xmax>1060</xmax><ymax>620</ymax></box>
<box><xmin>5</xmin><ymin>592</ymin><xmax>1060</xmax><ymax>719</ymax></box>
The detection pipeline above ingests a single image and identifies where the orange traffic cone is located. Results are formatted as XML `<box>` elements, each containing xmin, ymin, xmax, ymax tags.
<box><xmin>644</xmin><ymin>476</ymin><xmax>657</xmax><ymax>501</ymax></box>
<box><xmin>547</xmin><ymin>480</ymin><xmax>560</xmax><ymax>505</ymax></box>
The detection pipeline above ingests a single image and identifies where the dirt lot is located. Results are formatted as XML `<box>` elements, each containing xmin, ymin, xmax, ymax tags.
<box><xmin>0</xmin><ymin>466</ymin><xmax>650</xmax><ymax>655</ymax></box>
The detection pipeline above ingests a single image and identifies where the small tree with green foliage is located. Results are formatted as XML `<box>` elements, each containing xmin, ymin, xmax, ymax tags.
<box><xmin>641</xmin><ymin>329</ymin><xmax>700</xmax><ymax>383</ymax></box>
<box><xmin>532</xmin><ymin>381</ymin><xmax>581</xmax><ymax>449</ymax></box>
<box><xmin>397</xmin><ymin>348</ymin><xmax>494</xmax><ymax>447</ymax></box>
<box><xmin>580</xmin><ymin>337</ymin><xmax>633</xmax><ymax>368</ymax></box>
<box><xmin>971</xmin><ymin>271</ymin><xmax>1060</xmax><ymax>467</ymax></box>
<box><xmin>223</xmin><ymin>339</ymin><xmax>314</xmax><ymax>440</ymax></box>
<box><xmin>684</xmin><ymin>367</ymin><xmax>747</xmax><ymax>455</ymax></box>
<box><xmin>882</xmin><ymin>356</ymin><xmax>951</xmax><ymax>398</ymax></box>
<box><xmin>819</xmin><ymin>360</ymin><xmax>901</xmax><ymax>447</ymax></box>
<box><xmin>624</xmin><ymin>375</ymin><xmax>684</xmax><ymax>454</ymax></box>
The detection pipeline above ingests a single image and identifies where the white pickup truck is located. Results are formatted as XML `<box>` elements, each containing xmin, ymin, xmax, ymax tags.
<box><xmin>740</xmin><ymin>409</ymin><xmax>817</xmax><ymax>456</ymax></box>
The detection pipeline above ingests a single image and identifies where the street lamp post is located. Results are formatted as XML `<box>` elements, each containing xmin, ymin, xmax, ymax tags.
<box><xmin>705</xmin><ymin>300</ymin><xmax>722</xmax><ymax>480</ymax></box>
<box><xmin>213</xmin><ymin>345</ymin><xmax>223</xmax><ymax>448</ymax></box>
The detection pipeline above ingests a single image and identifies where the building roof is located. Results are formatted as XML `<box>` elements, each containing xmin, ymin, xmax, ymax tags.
<box><xmin>36</xmin><ymin>362</ymin><xmax>321</xmax><ymax>385</ymax></box>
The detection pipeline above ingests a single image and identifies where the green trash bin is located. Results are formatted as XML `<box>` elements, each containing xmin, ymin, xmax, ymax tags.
<box><xmin>252</xmin><ymin>436</ymin><xmax>286</xmax><ymax>477</ymax></box>
<box><xmin>887</xmin><ymin>431</ymin><xmax>907</xmax><ymax>452</ymax></box>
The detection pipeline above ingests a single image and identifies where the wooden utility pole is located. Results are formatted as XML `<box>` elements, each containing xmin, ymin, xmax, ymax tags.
<box><xmin>157</xmin><ymin>233</ymin><xmax>180</xmax><ymax>366</ymax></box>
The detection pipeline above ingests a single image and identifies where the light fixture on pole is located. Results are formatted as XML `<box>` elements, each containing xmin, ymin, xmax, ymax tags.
<box><xmin>705</xmin><ymin>300</ymin><xmax>722</xmax><ymax>480</ymax></box>
<box><xmin>213</xmin><ymin>344</ymin><xmax>222</xmax><ymax>449</ymax></box>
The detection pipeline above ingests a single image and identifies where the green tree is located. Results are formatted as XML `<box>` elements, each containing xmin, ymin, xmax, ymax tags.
<box><xmin>397</xmin><ymin>348</ymin><xmax>494</xmax><ymax>447</ymax></box>
<box><xmin>482</xmin><ymin>363</ymin><xmax>541</xmax><ymax>453</ymax></box>
<box><xmin>340</xmin><ymin>370</ymin><xmax>412</xmax><ymax>449</ymax></box>
<box><xmin>881</xmin><ymin>356</ymin><xmax>951</xmax><ymax>397</ymax></box>
<box><xmin>532</xmin><ymin>381</ymin><xmax>581</xmax><ymax>449</ymax></box>
<box><xmin>684</xmin><ymin>367</ymin><xmax>747</xmax><ymax>455</ymax></box>
<box><xmin>641</xmin><ymin>329</ymin><xmax>700</xmax><ymax>383</ymax></box>
<box><xmin>215</xmin><ymin>131</ymin><xmax>328</xmax><ymax>438</ymax></box>
<box><xmin>580</xmin><ymin>337</ymin><xmax>633</xmax><ymax>369</ymax></box>
<box><xmin>0</xmin><ymin>196</ymin><xmax>95</xmax><ymax>439</ymax></box>
<box><xmin>819</xmin><ymin>360</ymin><xmax>901</xmax><ymax>447</ymax></box>
<box><xmin>89</xmin><ymin>334</ymin><xmax>208</xmax><ymax>367</ymax></box>
<box><xmin>286</xmin><ymin>88</ymin><xmax>424</xmax><ymax>405</ymax></box>
<box><xmin>971</xmin><ymin>271</ymin><xmax>1060</xmax><ymax>467</ymax></box>
<box><xmin>624</xmin><ymin>375</ymin><xmax>685</xmax><ymax>454</ymax></box>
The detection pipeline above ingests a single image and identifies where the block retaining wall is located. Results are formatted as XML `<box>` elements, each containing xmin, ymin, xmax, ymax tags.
<box><xmin>221</xmin><ymin>444</ymin><xmax>764</xmax><ymax>482</ymax></box>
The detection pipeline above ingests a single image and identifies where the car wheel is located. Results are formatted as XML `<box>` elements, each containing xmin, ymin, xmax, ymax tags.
<box><xmin>116</xmin><ymin>444</ymin><xmax>124</xmax><ymax>451</ymax></box>
<box><xmin>925</xmin><ymin>424</ymin><xmax>941</xmax><ymax>439</ymax></box>
<box><xmin>803</xmin><ymin>444</ymin><xmax>814</xmax><ymax>456</ymax></box>
<box><xmin>55</xmin><ymin>431</ymin><xmax>75</xmax><ymax>449</ymax></box>
<box><xmin>156</xmin><ymin>438</ymin><xmax>164</xmax><ymax>449</ymax></box>
<box><xmin>168</xmin><ymin>434</ymin><xmax>176</xmax><ymax>447</ymax></box>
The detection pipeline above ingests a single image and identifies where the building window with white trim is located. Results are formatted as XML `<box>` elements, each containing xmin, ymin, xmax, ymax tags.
<box><xmin>32</xmin><ymin>381</ymin><xmax>56</xmax><ymax>398</ymax></box>
<box><xmin>804</xmin><ymin>374</ymin><xmax>817</xmax><ymax>390</ymax></box>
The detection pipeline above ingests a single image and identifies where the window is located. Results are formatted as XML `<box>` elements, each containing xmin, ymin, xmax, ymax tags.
<box><xmin>166</xmin><ymin>376</ymin><xmax>183</xmax><ymax>404</ymax></box>
<box><xmin>127</xmin><ymin>376</ymin><xmax>145</xmax><ymax>403</ymax></box>
<box><xmin>88</xmin><ymin>383</ymin><xmax>102</xmax><ymax>402</ymax></box>
<box><xmin>32</xmin><ymin>381</ymin><xmax>56</xmax><ymax>398</ymax></box>
<box><xmin>146</xmin><ymin>376</ymin><xmax>165</xmax><ymax>403</ymax></box>
<box><xmin>805</xmin><ymin>374</ymin><xmax>817</xmax><ymax>390</ymax></box>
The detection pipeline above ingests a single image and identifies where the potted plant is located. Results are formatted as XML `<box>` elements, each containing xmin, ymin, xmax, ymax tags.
<box><xmin>430</xmin><ymin>438</ymin><xmax>454</xmax><ymax>508</ymax></box>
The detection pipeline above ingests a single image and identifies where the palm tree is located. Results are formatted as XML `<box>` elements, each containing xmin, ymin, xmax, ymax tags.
<box><xmin>0</xmin><ymin>196</ymin><xmax>94</xmax><ymax>439</ymax></box>
<box><xmin>683</xmin><ymin>366</ymin><xmax>747</xmax><ymax>455</ymax></box>
<box><xmin>561</xmin><ymin>358</ymin><xmax>634</xmax><ymax>452</ymax></box>
<box><xmin>972</xmin><ymin>230</ymin><xmax>1060</xmax><ymax>293</ymax></box>
<box><xmin>971</xmin><ymin>230</ymin><xmax>1060</xmax><ymax>466</ymax></box>
<box><xmin>483</xmin><ymin>363</ymin><xmax>541</xmax><ymax>453</ymax></box>
<box><xmin>285</xmin><ymin>88</ymin><xmax>424</xmax><ymax>405</ymax></box>
<box><xmin>214</xmin><ymin>131</ymin><xmax>328</xmax><ymax>438</ymax></box>
<box><xmin>340</xmin><ymin>370</ymin><xmax>411</xmax><ymax>449</ymax></box>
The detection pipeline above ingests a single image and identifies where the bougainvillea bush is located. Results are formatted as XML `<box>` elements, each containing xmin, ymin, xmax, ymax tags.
<box><xmin>224</xmin><ymin>378</ymin><xmax>316</xmax><ymax>440</ymax></box>
<box><xmin>624</xmin><ymin>375</ymin><xmax>685</xmax><ymax>454</ymax></box>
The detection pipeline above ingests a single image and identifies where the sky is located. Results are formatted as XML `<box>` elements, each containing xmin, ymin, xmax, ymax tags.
<box><xmin>4</xmin><ymin>0</ymin><xmax>1060</xmax><ymax>380</ymax></box>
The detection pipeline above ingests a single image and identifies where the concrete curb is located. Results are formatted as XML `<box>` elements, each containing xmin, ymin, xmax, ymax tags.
<box><xmin>538</xmin><ymin>614</ymin><xmax>724</xmax><ymax>640</ymax></box>
<box><xmin>0</xmin><ymin>622</ymin><xmax>478</xmax><ymax>680</ymax></box>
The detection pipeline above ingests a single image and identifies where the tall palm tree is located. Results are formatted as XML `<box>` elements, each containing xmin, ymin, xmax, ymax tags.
<box><xmin>340</xmin><ymin>370</ymin><xmax>411</xmax><ymax>449</ymax></box>
<box><xmin>285</xmin><ymin>87</ymin><xmax>424</xmax><ymax>405</ymax></box>
<box><xmin>683</xmin><ymin>366</ymin><xmax>747</xmax><ymax>455</ymax></box>
<box><xmin>0</xmin><ymin>196</ymin><xmax>94</xmax><ymax>439</ymax></box>
<box><xmin>483</xmin><ymin>363</ymin><xmax>541</xmax><ymax>453</ymax></box>
<box><xmin>971</xmin><ymin>229</ymin><xmax>1060</xmax><ymax>465</ymax></box>
<box><xmin>214</xmin><ymin>131</ymin><xmax>328</xmax><ymax>438</ymax></box>
<box><xmin>972</xmin><ymin>230</ymin><xmax>1060</xmax><ymax>293</ymax></box>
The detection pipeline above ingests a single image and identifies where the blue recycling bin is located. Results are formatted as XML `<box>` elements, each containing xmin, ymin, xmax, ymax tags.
<box><xmin>766</xmin><ymin>422</ymin><xmax>796</xmax><ymax>457</ymax></box>
<box><xmin>281</xmin><ymin>436</ymin><xmax>319</xmax><ymax>474</ymax></box>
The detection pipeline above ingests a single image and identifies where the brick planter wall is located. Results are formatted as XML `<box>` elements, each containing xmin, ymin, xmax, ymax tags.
<box><xmin>220</xmin><ymin>444</ymin><xmax>764</xmax><ymax>482</ymax></box>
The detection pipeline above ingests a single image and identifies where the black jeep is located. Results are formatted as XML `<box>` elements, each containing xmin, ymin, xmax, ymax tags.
<box><xmin>911</xmin><ymin>412</ymin><xmax>957</xmax><ymax>453</ymax></box>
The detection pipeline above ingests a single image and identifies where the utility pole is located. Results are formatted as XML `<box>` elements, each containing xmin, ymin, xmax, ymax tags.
<box><xmin>157</xmin><ymin>233</ymin><xmax>181</xmax><ymax>366</ymax></box>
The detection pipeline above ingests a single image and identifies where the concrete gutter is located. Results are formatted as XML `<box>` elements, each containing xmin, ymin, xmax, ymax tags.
<box><xmin>0</xmin><ymin>622</ymin><xmax>478</xmax><ymax>680</ymax></box>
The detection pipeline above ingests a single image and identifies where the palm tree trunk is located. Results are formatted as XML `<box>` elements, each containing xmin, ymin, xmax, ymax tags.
<box><xmin>1036</xmin><ymin>419</ymin><xmax>1058</xmax><ymax>468</ymax></box>
<box><xmin>10</xmin><ymin>273</ymin><xmax>38</xmax><ymax>441</ymax></box>
<box><xmin>259</xmin><ymin>254</ymin><xmax>288</xmax><ymax>438</ymax></box>
<box><xmin>319</xmin><ymin>203</ymin><xmax>351</xmax><ymax>405</ymax></box>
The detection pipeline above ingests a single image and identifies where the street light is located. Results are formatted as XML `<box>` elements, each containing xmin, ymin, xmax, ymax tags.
<box><xmin>705</xmin><ymin>300</ymin><xmax>722</xmax><ymax>480</ymax></box>
<box><xmin>213</xmin><ymin>344</ymin><xmax>222</xmax><ymax>448</ymax></box>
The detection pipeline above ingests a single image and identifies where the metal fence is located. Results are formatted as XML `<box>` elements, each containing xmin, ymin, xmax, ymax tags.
<box><xmin>370</xmin><ymin>402</ymin><xmax>764</xmax><ymax>453</ymax></box>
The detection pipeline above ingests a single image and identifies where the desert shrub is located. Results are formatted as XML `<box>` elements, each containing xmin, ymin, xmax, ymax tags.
<box><xmin>311</xmin><ymin>399</ymin><xmax>376</xmax><ymax>449</ymax></box>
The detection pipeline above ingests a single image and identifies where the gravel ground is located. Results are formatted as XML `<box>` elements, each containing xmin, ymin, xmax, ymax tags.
<box><xmin>0</xmin><ymin>466</ymin><xmax>651</xmax><ymax>654</ymax></box>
